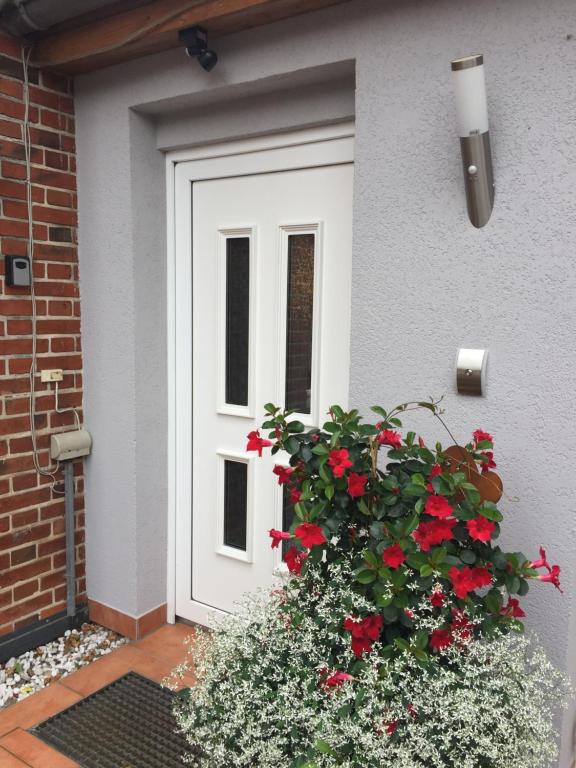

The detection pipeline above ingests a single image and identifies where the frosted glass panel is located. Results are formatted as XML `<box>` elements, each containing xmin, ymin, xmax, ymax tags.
<box><xmin>285</xmin><ymin>234</ymin><xmax>314</xmax><ymax>413</ymax></box>
<box><xmin>223</xmin><ymin>460</ymin><xmax>247</xmax><ymax>551</ymax></box>
<box><xmin>225</xmin><ymin>237</ymin><xmax>250</xmax><ymax>406</ymax></box>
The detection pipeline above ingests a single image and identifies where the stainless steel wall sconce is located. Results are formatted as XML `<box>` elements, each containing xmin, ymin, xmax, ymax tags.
<box><xmin>456</xmin><ymin>348</ymin><xmax>488</xmax><ymax>396</ymax></box>
<box><xmin>451</xmin><ymin>55</ymin><xmax>495</xmax><ymax>228</ymax></box>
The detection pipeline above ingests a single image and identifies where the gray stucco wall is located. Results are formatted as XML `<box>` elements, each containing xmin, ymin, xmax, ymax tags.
<box><xmin>75</xmin><ymin>0</ymin><xmax>575</xmax><ymax>761</ymax></box>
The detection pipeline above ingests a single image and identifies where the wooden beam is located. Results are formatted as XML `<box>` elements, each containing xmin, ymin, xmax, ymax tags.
<box><xmin>32</xmin><ymin>0</ymin><xmax>351</xmax><ymax>74</ymax></box>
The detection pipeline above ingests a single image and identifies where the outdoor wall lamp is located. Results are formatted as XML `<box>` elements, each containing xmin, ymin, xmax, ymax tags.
<box><xmin>179</xmin><ymin>26</ymin><xmax>218</xmax><ymax>72</ymax></box>
<box><xmin>451</xmin><ymin>54</ymin><xmax>495</xmax><ymax>228</ymax></box>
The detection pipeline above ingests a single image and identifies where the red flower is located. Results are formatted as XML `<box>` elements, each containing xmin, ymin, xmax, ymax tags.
<box><xmin>429</xmin><ymin>590</ymin><xmax>445</xmax><ymax>608</ymax></box>
<box><xmin>268</xmin><ymin>529</ymin><xmax>292</xmax><ymax>549</ymax></box>
<box><xmin>472</xmin><ymin>567</ymin><xmax>492</xmax><ymax>589</ymax></box>
<box><xmin>473</xmin><ymin>429</ymin><xmax>493</xmax><ymax>444</ymax></box>
<box><xmin>294</xmin><ymin>523</ymin><xmax>326</xmax><ymax>549</ymax></box>
<box><xmin>450</xmin><ymin>609</ymin><xmax>474</xmax><ymax>642</ymax></box>
<box><xmin>385</xmin><ymin>721</ymin><xmax>398</xmax><ymax>736</ymax></box>
<box><xmin>448</xmin><ymin>566</ymin><xmax>492</xmax><ymax>599</ymax></box>
<box><xmin>376</xmin><ymin>428</ymin><xmax>402</xmax><ymax>449</ymax></box>
<box><xmin>479</xmin><ymin>451</ymin><xmax>497</xmax><ymax>474</ymax></box>
<box><xmin>407</xmin><ymin>704</ymin><xmax>418</xmax><ymax>719</ymax></box>
<box><xmin>428</xmin><ymin>464</ymin><xmax>443</xmax><ymax>479</ymax></box>
<box><xmin>531</xmin><ymin>546</ymin><xmax>550</xmax><ymax>571</ymax></box>
<box><xmin>273</xmin><ymin>465</ymin><xmax>294</xmax><ymax>485</ymax></box>
<box><xmin>413</xmin><ymin>518</ymin><xmax>457</xmax><ymax>551</ymax></box>
<box><xmin>347</xmin><ymin>472</ymin><xmax>368</xmax><ymax>498</ymax></box>
<box><xmin>382</xmin><ymin>544</ymin><xmax>406</xmax><ymax>569</ymax></box>
<box><xmin>274</xmin><ymin>425</ymin><xmax>282</xmax><ymax>441</ymax></box>
<box><xmin>289</xmin><ymin>487</ymin><xmax>302</xmax><ymax>504</ymax></box>
<box><xmin>538</xmin><ymin>564</ymin><xmax>563</xmax><ymax>592</ymax></box>
<box><xmin>418</xmin><ymin>436</ymin><xmax>426</xmax><ymax>448</ymax></box>
<box><xmin>343</xmin><ymin>614</ymin><xmax>384</xmax><ymax>657</ymax></box>
<box><xmin>466</xmin><ymin>515</ymin><xmax>496</xmax><ymax>542</ymax></box>
<box><xmin>424</xmin><ymin>494</ymin><xmax>453</xmax><ymax>519</ymax></box>
<box><xmin>429</xmin><ymin>628</ymin><xmax>452</xmax><ymax>651</ymax></box>
<box><xmin>284</xmin><ymin>546</ymin><xmax>307</xmax><ymax>575</ymax></box>
<box><xmin>328</xmin><ymin>448</ymin><xmax>353</xmax><ymax>478</ymax></box>
<box><xmin>246</xmin><ymin>430</ymin><xmax>273</xmax><ymax>457</ymax></box>
<box><xmin>500</xmin><ymin>597</ymin><xmax>526</xmax><ymax>618</ymax></box>
<box><xmin>322</xmin><ymin>670</ymin><xmax>354</xmax><ymax>689</ymax></box>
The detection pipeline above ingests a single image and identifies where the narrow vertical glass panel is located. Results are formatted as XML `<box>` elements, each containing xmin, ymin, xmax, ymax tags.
<box><xmin>282</xmin><ymin>487</ymin><xmax>295</xmax><ymax>559</ymax></box>
<box><xmin>223</xmin><ymin>460</ymin><xmax>247</xmax><ymax>550</ymax></box>
<box><xmin>225</xmin><ymin>237</ymin><xmax>250</xmax><ymax>406</ymax></box>
<box><xmin>285</xmin><ymin>233</ymin><xmax>315</xmax><ymax>413</ymax></box>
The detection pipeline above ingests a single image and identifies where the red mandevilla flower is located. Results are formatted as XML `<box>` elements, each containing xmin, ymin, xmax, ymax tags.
<box><xmin>466</xmin><ymin>515</ymin><xmax>496</xmax><ymax>542</ymax></box>
<box><xmin>343</xmin><ymin>614</ymin><xmax>384</xmax><ymax>657</ymax></box>
<box><xmin>328</xmin><ymin>448</ymin><xmax>353</xmax><ymax>478</ymax></box>
<box><xmin>382</xmin><ymin>544</ymin><xmax>406</xmax><ymax>569</ymax></box>
<box><xmin>268</xmin><ymin>529</ymin><xmax>292</xmax><ymax>549</ymax></box>
<box><xmin>246</xmin><ymin>430</ymin><xmax>272</xmax><ymax>457</ymax></box>
<box><xmin>450</xmin><ymin>609</ymin><xmax>474</xmax><ymax>642</ymax></box>
<box><xmin>479</xmin><ymin>451</ymin><xmax>497</xmax><ymax>474</ymax></box>
<box><xmin>424</xmin><ymin>494</ymin><xmax>454</xmax><ymax>519</ymax></box>
<box><xmin>429</xmin><ymin>628</ymin><xmax>453</xmax><ymax>651</ymax></box>
<box><xmin>448</xmin><ymin>566</ymin><xmax>492</xmax><ymax>599</ymax></box>
<box><xmin>413</xmin><ymin>518</ymin><xmax>457</xmax><ymax>552</ymax></box>
<box><xmin>429</xmin><ymin>590</ymin><xmax>445</xmax><ymax>608</ymax></box>
<box><xmin>428</xmin><ymin>464</ymin><xmax>443</xmax><ymax>479</ymax></box>
<box><xmin>289</xmin><ymin>487</ymin><xmax>302</xmax><ymax>504</ymax></box>
<box><xmin>376</xmin><ymin>428</ymin><xmax>402</xmax><ymax>449</ymax></box>
<box><xmin>385</xmin><ymin>721</ymin><xmax>398</xmax><ymax>736</ymax></box>
<box><xmin>473</xmin><ymin>429</ymin><xmax>493</xmax><ymax>444</ymax></box>
<box><xmin>321</xmin><ymin>671</ymin><xmax>354</xmax><ymax>689</ymax></box>
<box><xmin>538</xmin><ymin>564</ymin><xmax>562</xmax><ymax>592</ymax></box>
<box><xmin>284</xmin><ymin>546</ymin><xmax>307</xmax><ymax>575</ymax></box>
<box><xmin>531</xmin><ymin>546</ymin><xmax>550</xmax><ymax>571</ymax></box>
<box><xmin>500</xmin><ymin>597</ymin><xmax>526</xmax><ymax>618</ymax></box>
<box><xmin>347</xmin><ymin>472</ymin><xmax>368</xmax><ymax>498</ymax></box>
<box><xmin>294</xmin><ymin>523</ymin><xmax>326</xmax><ymax>549</ymax></box>
<box><xmin>272</xmin><ymin>465</ymin><xmax>294</xmax><ymax>485</ymax></box>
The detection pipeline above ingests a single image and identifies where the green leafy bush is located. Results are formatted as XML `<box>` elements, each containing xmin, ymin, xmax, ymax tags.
<box><xmin>175</xmin><ymin>402</ymin><xmax>568</xmax><ymax>767</ymax></box>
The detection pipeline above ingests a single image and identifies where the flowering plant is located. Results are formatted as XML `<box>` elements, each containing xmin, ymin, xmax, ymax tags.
<box><xmin>175</xmin><ymin>401</ymin><xmax>569</xmax><ymax>767</ymax></box>
<box><xmin>258</xmin><ymin>401</ymin><xmax>560</xmax><ymax>659</ymax></box>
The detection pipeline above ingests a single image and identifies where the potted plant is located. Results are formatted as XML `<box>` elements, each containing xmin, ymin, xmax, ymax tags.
<box><xmin>174</xmin><ymin>401</ymin><xmax>570</xmax><ymax>767</ymax></box>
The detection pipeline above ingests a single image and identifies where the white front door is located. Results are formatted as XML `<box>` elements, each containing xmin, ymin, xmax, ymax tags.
<box><xmin>172</xmin><ymin>127</ymin><xmax>354</xmax><ymax>624</ymax></box>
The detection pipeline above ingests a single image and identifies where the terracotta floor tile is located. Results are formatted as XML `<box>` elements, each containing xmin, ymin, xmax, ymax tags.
<box><xmin>134</xmin><ymin>622</ymin><xmax>196</xmax><ymax>666</ymax></box>
<box><xmin>0</xmin><ymin>746</ymin><xmax>29</xmax><ymax>767</ymax></box>
<box><xmin>0</xmin><ymin>729</ymin><xmax>79</xmax><ymax>767</ymax></box>
<box><xmin>0</xmin><ymin>683</ymin><xmax>81</xmax><ymax>738</ymax></box>
<box><xmin>57</xmin><ymin>645</ymin><xmax>140</xmax><ymax>697</ymax></box>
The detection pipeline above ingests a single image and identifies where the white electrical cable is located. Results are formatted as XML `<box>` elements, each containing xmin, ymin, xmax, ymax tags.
<box><xmin>54</xmin><ymin>381</ymin><xmax>81</xmax><ymax>430</ymax></box>
<box><xmin>21</xmin><ymin>46</ymin><xmax>63</xmax><ymax>492</ymax></box>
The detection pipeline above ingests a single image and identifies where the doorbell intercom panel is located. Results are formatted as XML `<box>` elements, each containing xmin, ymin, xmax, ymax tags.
<box><xmin>5</xmin><ymin>256</ymin><xmax>31</xmax><ymax>288</ymax></box>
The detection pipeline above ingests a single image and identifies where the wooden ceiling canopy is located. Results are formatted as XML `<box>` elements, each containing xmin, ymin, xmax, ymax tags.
<box><xmin>31</xmin><ymin>0</ymin><xmax>351</xmax><ymax>74</ymax></box>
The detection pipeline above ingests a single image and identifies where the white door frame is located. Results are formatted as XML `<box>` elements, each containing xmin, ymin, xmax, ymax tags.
<box><xmin>166</xmin><ymin>122</ymin><xmax>355</xmax><ymax>624</ymax></box>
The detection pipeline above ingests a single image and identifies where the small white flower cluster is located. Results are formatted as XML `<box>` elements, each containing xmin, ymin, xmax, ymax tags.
<box><xmin>174</xmin><ymin>563</ymin><xmax>570</xmax><ymax>768</ymax></box>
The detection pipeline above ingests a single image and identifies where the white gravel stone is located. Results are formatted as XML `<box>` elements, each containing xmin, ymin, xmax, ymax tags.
<box><xmin>0</xmin><ymin>623</ymin><xmax>129</xmax><ymax>708</ymax></box>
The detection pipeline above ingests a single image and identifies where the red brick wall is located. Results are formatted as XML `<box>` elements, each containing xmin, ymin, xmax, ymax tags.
<box><xmin>0</xmin><ymin>32</ymin><xmax>85</xmax><ymax>637</ymax></box>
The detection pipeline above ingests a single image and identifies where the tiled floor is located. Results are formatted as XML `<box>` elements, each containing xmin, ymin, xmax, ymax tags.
<box><xmin>0</xmin><ymin>623</ymin><xmax>195</xmax><ymax>767</ymax></box>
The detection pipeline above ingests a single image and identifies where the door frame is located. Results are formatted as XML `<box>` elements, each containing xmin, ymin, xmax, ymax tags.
<box><xmin>166</xmin><ymin>122</ymin><xmax>355</xmax><ymax>625</ymax></box>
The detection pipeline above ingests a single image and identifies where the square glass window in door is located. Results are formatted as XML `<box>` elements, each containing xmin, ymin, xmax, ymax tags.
<box><xmin>285</xmin><ymin>233</ymin><xmax>315</xmax><ymax>414</ymax></box>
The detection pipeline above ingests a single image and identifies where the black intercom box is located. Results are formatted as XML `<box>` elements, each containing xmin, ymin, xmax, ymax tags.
<box><xmin>5</xmin><ymin>255</ymin><xmax>31</xmax><ymax>288</ymax></box>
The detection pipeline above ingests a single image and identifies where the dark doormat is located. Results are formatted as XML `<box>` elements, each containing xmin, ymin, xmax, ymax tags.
<box><xmin>31</xmin><ymin>671</ymin><xmax>190</xmax><ymax>767</ymax></box>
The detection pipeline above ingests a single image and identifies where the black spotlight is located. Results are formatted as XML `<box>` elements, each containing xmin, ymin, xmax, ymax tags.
<box><xmin>179</xmin><ymin>26</ymin><xmax>218</xmax><ymax>72</ymax></box>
